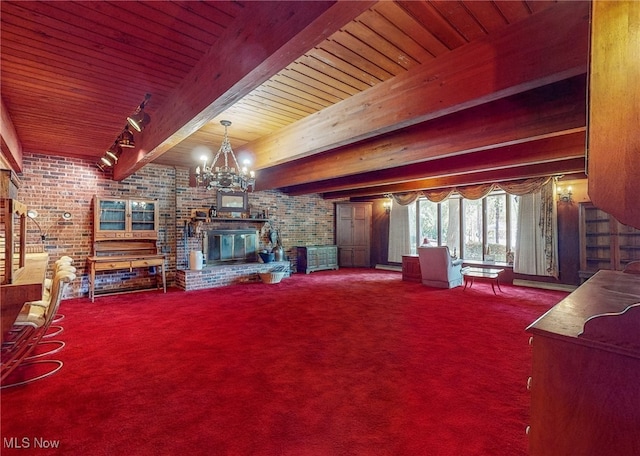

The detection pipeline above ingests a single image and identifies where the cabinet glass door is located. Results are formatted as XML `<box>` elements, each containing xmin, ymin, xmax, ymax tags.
<box><xmin>130</xmin><ymin>200</ymin><xmax>156</xmax><ymax>231</ymax></box>
<box><xmin>99</xmin><ymin>200</ymin><xmax>126</xmax><ymax>231</ymax></box>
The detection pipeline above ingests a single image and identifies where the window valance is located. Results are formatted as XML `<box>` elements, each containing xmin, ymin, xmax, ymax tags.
<box><xmin>389</xmin><ymin>177</ymin><xmax>553</xmax><ymax>205</ymax></box>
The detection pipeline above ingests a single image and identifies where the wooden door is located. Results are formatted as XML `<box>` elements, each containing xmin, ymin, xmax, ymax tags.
<box><xmin>335</xmin><ymin>202</ymin><xmax>372</xmax><ymax>267</ymax></box>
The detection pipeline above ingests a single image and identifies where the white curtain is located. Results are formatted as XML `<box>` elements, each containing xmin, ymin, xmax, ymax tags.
<box><xmin>388</xmin><ymin>200</ymin><xmax>411</xmax><ymax>263</ymax></box>
<box><xmin>514</xmin><ymin>180</ymin><xmax>558</xmax><ymax>277</ymax></box>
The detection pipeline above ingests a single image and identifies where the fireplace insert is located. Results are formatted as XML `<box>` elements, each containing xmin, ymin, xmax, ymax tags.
<box><xmin>202</xmin><ymin>229</ymin><xmax>259</xmax><ymax>264</ymax></box>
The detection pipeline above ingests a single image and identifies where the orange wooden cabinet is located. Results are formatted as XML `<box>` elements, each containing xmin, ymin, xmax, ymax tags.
<box><xmin>588</xmin><ymin>1</ymin><xmax>640</xmax><ymax>230</ymax></box>
<box><xmin>88</xmin><ymin>196</ymin><xmax>165</xmax><ymax>301</ymax></box>
<box><xmin>526</xmin><ymin>270</ymin><xmax>640</xmax><ymax>455</ymax></box>
<box><xmin>93</xmin><ymin>197</ymin><xmax>159</xmax><ymax>240</ymax></box>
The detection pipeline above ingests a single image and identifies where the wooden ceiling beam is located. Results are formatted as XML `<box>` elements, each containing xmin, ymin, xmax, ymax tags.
<box><xmin>113</xmin><ymin>1</ymin><xmax>375</xmax><ymax>180</ymax></box>
<box><xmin>245</xmin><ymin>1</ymin><xmax>590</xmax><ymax>169</ymax></box>
<box><xmin>0</xmin><ymin>98</ymin><xmax>23</xmax><ymax>172</ymax></box>
<box><xmin>283</xmin><ymin>132</ymin><xmax>586</xmax><ymax>196</ymax></box>
<box><xmin>255</xmin><ymin>77</ymin><xmax>587</xmax><ymax>190</ymax></box>
<box><xmin>321</xmin><ymin>157</ymin><xmax>587</xmax><ymax>200</ymax></box>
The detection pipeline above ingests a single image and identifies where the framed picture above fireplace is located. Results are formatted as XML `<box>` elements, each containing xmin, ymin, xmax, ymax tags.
<box><xmin>217</xmin><ymin>191</ymin><xmax>248</xmax><ymax>213</ymax></box>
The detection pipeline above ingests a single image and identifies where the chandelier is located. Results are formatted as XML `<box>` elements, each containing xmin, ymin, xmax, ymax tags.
<box><xmin>195</xmin><ymin>120</ymin><xmax>255</xmax><ymax>192</ymax></box>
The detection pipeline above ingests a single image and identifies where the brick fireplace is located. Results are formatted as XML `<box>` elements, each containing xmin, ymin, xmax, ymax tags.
<box><xmin>176</xmin><ymin>227</ymin><xmax>290</xmax><ymax>290</ymax></box>
<box><xmin>175</xmin><ymin>260</ymin><xmax>291</xmax><ymax>291</ymax></box>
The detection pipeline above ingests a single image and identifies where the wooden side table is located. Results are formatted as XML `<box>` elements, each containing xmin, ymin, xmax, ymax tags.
<box><xmin>402</xmin><ymin>255</ymin><xmax>421</xmax><ymax>282</ymax></box>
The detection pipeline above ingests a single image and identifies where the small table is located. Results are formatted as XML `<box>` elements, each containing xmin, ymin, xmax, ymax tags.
<box><xmin>462</xmin><ymin>267</ymin><xmax>504</xmax><ymax>295</ymax></box>
<box><xmin>87</xmin><ymin>253</ymin><xmax>166</xmax><ymax>302</ymax></box>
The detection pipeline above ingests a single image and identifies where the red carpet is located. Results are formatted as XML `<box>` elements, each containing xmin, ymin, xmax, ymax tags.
<box><xmin>1</xmin><ymin>269</ymin><xmax>567</xmax><ymax>455</ymax></box>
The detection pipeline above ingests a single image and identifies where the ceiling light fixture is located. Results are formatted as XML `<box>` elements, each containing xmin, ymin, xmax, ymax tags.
<box><xmin>100</xmin><ymin>156</ymin><xmax>114</xmax><ymax>167</ymax></box>
<box><xmin>195</xmin><ymin>120</ymin><xmax>255</xmax><ymax>192</ymax></box>
<box><xmin>96</xmin><ymin>94</ymin><xmax>151</xmax><ymax>172</ymax></box>
<box><xmin>105</xmin><ymin>149</ymin><xmax>119</xmax><ymax>164</ymax></box>
<box><xmin>117</xmin><ymin>127</ymin><xmax>135</xmax><ymax>148</ymax></box>
<box><xmin>127</xmin><ymin>93</ymin><xmax>151</xmax><ymax>132</ymax></box>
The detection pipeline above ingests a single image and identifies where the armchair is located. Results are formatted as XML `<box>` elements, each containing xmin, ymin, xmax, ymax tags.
<box><xmin>417</xmin><ymin>246</ymin><xmax>464</xmax><ymax>289</ymax></box>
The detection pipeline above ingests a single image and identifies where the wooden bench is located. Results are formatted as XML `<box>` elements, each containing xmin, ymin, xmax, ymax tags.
<box><xmin>87</xmin><ymin>240</ymin><xmax>166</xmax><ymax>302</ymax></box>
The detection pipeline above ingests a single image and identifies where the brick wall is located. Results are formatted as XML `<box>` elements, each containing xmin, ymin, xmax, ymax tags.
<box><xmin>15</xmin><ymin>154</ymin><xmax>337</xmax><ymax>298</ymax></box>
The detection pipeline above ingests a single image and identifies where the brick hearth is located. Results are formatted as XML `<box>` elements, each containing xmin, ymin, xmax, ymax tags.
<box><xmin>175</xmin><ymin>261</ymin><xmax>291</xmax><ymax>291</ymax></box>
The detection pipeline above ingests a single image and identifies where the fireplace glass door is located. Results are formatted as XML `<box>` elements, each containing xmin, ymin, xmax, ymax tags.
<box><xmin>204</xmin><ymin>230</ymin><xmax>258</xmax><ymax>264</ymax></box>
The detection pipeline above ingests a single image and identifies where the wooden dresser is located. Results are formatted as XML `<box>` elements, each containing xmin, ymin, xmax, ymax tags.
<box><xmin>526</xmin><ymin>270</ymin><xmax>640</xmax><ymax>455</ymax></box>
<box><xmin>87</xmin><ymin>196</ymin><xmax>166</xmax><ymax>301</ymax></box>
<box><xmin>296</xmin><ymin>245</ymin><xmax>338</xmax><ymax>274</ymax></box>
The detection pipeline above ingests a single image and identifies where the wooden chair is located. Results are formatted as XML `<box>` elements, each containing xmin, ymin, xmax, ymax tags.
<box><xmin>38</xmin><ymin>258</ymin><xmax>75</xmax><ymax>329</ymax></box>
<box><xmin>0</xmin><ymin>270</ymin><xmax>76</xmax><ymax>388</ymax></box>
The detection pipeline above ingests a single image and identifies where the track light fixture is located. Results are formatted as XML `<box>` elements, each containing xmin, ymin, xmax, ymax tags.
<box><xmin>127</xmin><ymin>93</ymin><xmax>151</xmax><ymax>132</ymax></box>
<box><xmin>127</xmin><ymin>111</ymin><xmax>150</xmax><ymax>133</ymax></box>
<box><xmin>105</xmin><ymin>148</ymin><xmax>119</xmax><ymax>164</ymax></box>
<box><xmin>118</xmin><ymin>126</ymin><xmax>135</xmax><ymax>148</ymax></box>
<box><xmin>96</xmin><ymin>94</ymin><xmax>151</xmax><ymax>172</ymax></box>
<box><xmin>100</xmin><ymin>156</ymin><xmax>114</xmax><ymax>167</ymax></box>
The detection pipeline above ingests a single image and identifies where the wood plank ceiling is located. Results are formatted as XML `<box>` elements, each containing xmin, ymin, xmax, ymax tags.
<box><xmin>0</xmin><ymin>1</ymin><xmax>590</xmax><ymax>199</ymax></box>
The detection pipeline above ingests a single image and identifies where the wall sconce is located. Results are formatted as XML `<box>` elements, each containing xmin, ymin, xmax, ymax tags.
<box><xmin>382</xmin><ymin>196</ymin><xmax>392</xmax><ymax>214</ymax></box>
<box><xmin>557</xmin><ymin>186</ymin><xmax>573</xmax><ymax>202</ymax></box>
<box><xmin>26</xmin><ymin>210</ymin><xmax>74</xmax><ymax>242</ymax></box>
<box><xmin>27</xmin><ymin>210</ymin><xmax>46</xmax><ymax>241</ymax></box>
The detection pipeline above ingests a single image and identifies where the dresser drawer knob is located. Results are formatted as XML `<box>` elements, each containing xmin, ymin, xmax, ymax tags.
<box><xmin>527</xmin><ymin>377</ymin><xmax>532</xmax><ymax>390</ymax></box>
<box><xmin>525</xmin><ymin>425</ymin><xmax>530</xmax><ymax>435</ymax></box>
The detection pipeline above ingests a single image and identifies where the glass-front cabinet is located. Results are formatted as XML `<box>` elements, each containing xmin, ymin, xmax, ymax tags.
<box><xmin>94</xmin><ymin>197</ymin><xmax>158</xmax><ymax>240</ymax></box>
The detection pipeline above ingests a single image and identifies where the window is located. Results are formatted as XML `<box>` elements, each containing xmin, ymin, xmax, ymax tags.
<box><xmin>510</xmin><ymin>194</ymin><xmax>519</xmax><ymax>252</ymax></box>
<box><xmin>464</xmin><ymin>198</ymin><xmax>483</xmax><ymax>260</ymax></box>
<box><xmin>485</xmin><ymin>194</ymin><xmax>506</xmax><ymax>260</ymax></box>
<box><xmin>407</xmin><ymin>200</ymin><xmax>417</xmax><ymax>254</ymax></box>
<box><xmin>412</xmin><ymin>191</ymin><xmax>518</xmax><ymax>262</ymax></box>
<box><xmin>417</xmin><ymin>199</ymin><xmax>438</xmax><ymax>246</ymax></box>
<box><xmin>441</xmin><ymin>198</ymin><xmax>460</xmax><ymax>255</ymax></box>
